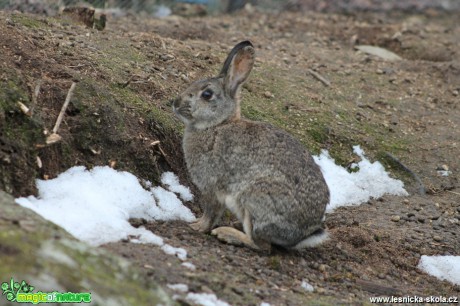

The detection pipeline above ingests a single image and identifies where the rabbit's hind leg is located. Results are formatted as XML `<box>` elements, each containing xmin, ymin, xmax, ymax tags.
<box><xmin>211</xmin><ymin>227</ymin><xmax>271</xmax><ymax>251</ymax></box>
<box><xmin>211</xmin><ymin>209</ymin><xmax>271</xmax><ymax>251</ymax></box>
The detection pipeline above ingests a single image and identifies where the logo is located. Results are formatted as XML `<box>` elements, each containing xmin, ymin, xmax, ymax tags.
<box><xmin>1</xmin><ymin>278</ymin><xmax>91</xmax><ymax>304</ymax></box>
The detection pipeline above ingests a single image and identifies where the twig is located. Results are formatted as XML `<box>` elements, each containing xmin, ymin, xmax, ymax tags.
<box><xmin>121</xmin><ymin>75</ymin><xmax>136</xmax><ymax>88</ymax></box>
<box><xmin>17</xmin><ymin>102</ymin><xmax>30</xmax><ymax>115</ymax></box>
<box><xmin>29</xmin><ymin>80</ymin><xmax>42</xmax><ymax>116</ymax></box>
<box><xmin>150</xmin><ymin>140</ymin><xmax>167</xmax><ymax>156</ymax></box>
<box><xmin>158</xmin><ymin>145</ymin><xmax>167</xmax><ymax>157</ymax></box>
<box><xmin>385</xmin><ymin>152</ymin><xmax>426</xmax><ymax>195</ymax></box>
<box><xmin>446</xmin><ymin>190</ymin><xmax>460</xmax><ymax>196</ymax></box>
<box><xmin>356</xmin><ymin>279</ymin><xmax>400</xmax><ymax>295</ymax></box>
<box><xmin>307</xmin><ymin>68</ymin><xmax>331</xmax><ymax>87</ymax></box>
<box><xmin>52</xmin><ymin>82</ymin><xmax>76</xmax><ymax>134</ymax></box>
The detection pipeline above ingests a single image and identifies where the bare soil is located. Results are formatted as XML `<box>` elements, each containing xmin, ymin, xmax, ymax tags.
<box><xmin>1</xmin><ymin>7</ymin><xmax>459</xmax><ymax>305</ymax></box>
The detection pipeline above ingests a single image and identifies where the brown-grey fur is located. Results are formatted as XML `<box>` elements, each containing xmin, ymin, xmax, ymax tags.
<box><xmin>173</xmin><ymin>41</ymin><xmax>329</xmax><ymax>250</ymax></box>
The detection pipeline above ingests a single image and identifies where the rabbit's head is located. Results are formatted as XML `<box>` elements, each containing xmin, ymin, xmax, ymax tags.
<box><xmin>173</xmin><ymin>41</ymin><xmax>255</xmax><ymax>130</ymax></box>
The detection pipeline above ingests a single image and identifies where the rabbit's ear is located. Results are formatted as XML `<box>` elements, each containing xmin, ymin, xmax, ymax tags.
<box><xmin>219</xmin><ymin>41</ymin><xmax>255</xmax><ymax>98</ymax></box>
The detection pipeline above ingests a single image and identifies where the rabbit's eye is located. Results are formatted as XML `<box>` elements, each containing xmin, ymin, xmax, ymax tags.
<box><xmin>201</xmin><ymin>89</ymin><xmax>213</xmax><ymax>100</ymax></box>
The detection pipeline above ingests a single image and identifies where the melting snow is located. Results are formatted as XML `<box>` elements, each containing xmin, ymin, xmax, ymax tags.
<box><xmin>418</xmin><ymin>255</ymin><xmax>460</xmax><ymax>285</ymax></box>
<box><xmin>300</xmin><ymin>280</ymin><xmax>314</xmax><ymax>292</ymax></box>
<box><xmin>167</xmin><ymin>283</ymin><xmax>189</xmax><ymax>292</ymax></box>
<box><xmin>15</xmin><ymin>166</ymin><xmax>194</xmax><ymax>259</ymax></box>
<box><xmin>314</xmin><ymin>145</ymin><xmax>408</xmax><ymax>212</ymax></box>
<box><xmin>185</xmin><ymin>293</ymin><xmax>230</xmax><ymax>306</ymax></box>
<box><xmin>181</xmin><ymin>262</ymin><xmax>197</xmax><ymax>270</ymax></box>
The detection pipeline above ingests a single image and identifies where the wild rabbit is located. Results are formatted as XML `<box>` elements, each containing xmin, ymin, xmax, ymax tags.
<box><xmin>173</xmin><ymin>41</ymin><xmax>329</xmax><ymax>251</ymax></box>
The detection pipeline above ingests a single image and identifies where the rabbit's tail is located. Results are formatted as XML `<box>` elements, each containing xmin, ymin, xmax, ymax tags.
<box><xmin>291</xmin><ymin>228</ymin><xmax>329</xmax><ymax>250</ymax></box>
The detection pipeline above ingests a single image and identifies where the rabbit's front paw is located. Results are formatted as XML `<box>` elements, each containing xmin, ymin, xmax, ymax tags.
<box><xmin>189</xmin><ymin>217</ymin><xmax>212</xmax><ymax>233</ymax></box>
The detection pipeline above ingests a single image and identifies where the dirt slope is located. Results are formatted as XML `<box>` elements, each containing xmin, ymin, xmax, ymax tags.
<box><xmin>0</xmin><ymin>8</ymin><xmax>459</xmax><ymax>305</ymax></box>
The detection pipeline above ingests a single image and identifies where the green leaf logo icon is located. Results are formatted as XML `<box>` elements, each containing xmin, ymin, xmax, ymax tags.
<box><xmin>1</xmin><ymin>282</ymin><xmax>8</xmax><ymax>292</ymax></box>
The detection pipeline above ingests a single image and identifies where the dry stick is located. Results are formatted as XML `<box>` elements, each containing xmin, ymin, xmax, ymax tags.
<box><xmin>29</xmin><ymin>80</ymin><xmax>42</xmax><ymax>116</ymax></box>
<box><xmin>307</xmin><ymin>68</ymin><xmax>331</xmax><ymax>87</ymax></box>
<box><xmin>385</xmin><ymin>152</ymin><xmax>426</xmax><ymax>195</ymax></box>
<box><xmin>52</xmin><ymin>82</ymin><xmax>76</xmax><ymax>134</ymax></box>
<box><xmin>157</xmin><ymin>145</ymin><xmax>167</xmax><ymax>157</ymax></box>
<box><xmin>446</xmin><ymin>190</ymin><xmax>460</xmax><ymax>196</ymax></box>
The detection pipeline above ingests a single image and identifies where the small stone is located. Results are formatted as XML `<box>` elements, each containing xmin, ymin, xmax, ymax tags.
<box><xmin>316</xmin><ymin>287</ymin><xmax>326</xmax><ymax>294</ymax></box>
<box><xmin>376</xmin><ymin>68</ymin><xmax>384</xmax><ymax>74</ymax></box>
<box><xmin>318</xmin><ymin>264</ymin><xmax>327</xmax><ymax>272</ymax></box>
<box><xmin>403</xmin><ymin>199</ymin><xmax>409</xmax><ymax>204</ymax></box>
<box><xmin>160</xmin><ymin>54</ymin><xmax>175</xmax><ymax>61</ymax></box>
<box><xmin>180</xmin><ymin>74</ymin><xmax>189</xmax><ymax>82</ymax></box>
<box><xmin>433</xmin><ymin>235</ymin><xmax>442</xmax><ymax>242</ymax></box>
<box><xmin>300</xmin><ymin>280</ymin><xmax>314</xmax><ymax>292</ymax></box>
<box><xmin>453</xmin><ymin>90</ymin><xmax>459</xmax><ymax>96</ymax></box>
<box><xmin>417</xmin><ymin>217</ymin><xmax>425</xmax><ymax>223</ymax></box>
<box><xmin>231</xmin><ymin>287</ymin><xmax>244</xmax><ymax>295</ymax></box>
<box><xmin>391</xmin><ymin>215</ymin><xmax>401</xmax><ymax>222</ymax></box>
<box><xmin>263</xmin><ymin>91</ymin><xmax>274</xmax><ymax>99</ymax></box>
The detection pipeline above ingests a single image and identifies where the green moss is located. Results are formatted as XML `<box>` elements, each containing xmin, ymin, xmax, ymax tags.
<box><xmin>110</xmin><ymin>84</ymin><xmax>179</xmax><ymax>131</ymax></box>
<box><xmin>267</xmin><ymin>255</ymin><xmax>282</xmax><ymax>271</ymax></box>
<box><xmin>0</xmin><ymin>68</ymin><xmax>44</xmax><ymax>193</ymax></box>
<box><xmin>91</xmin><ymin>41</ymin><xmax>147</xmax><ymax>80</ymax></box>
<box><xmin>11</xmin><ymin>14</ymin><xmax>48</xmax><ymax>29</ymax></box>
<box><xmin>0</xmin><ymin>72</ymin><xmax>29</xmax><ymax>111</ymax></box>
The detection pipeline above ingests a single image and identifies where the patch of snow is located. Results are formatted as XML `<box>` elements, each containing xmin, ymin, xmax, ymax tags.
<box><xmin>355</xmin><ymin>45</ymin><xmax>402</xmax><ymax>61</ymax></box>
<box><xmin>417</xmin><ymin>255</ymin><xmax>460</xmax><ymax>285</ymax></box>
<box><xmin>437</xmin><ymin>170</ymin><xmax>451</xmax><ymax>177</ymax></box>
<box><xmin>129</xmin><ymin>227</ymin><xmax>164</xmax><ymax>245</ymax></box>
<box><xmin>154</xmin><ymin>5</ymin><xmax>171</xmax><ymax>18</ymax></box>
<box><xmin>161</xmin><ymin>171</ymin><xmax>194</xmax><ymax>202</ymax></box>
<box><xmin>167</xmin><ymin>283</ymin><xmax>189</xmax><ymax>292</ymax></box>
<box><xmin>185</xmin><ymin>293</ymin><xmax>230</xmax><ymax>306</ymax></box>
<box><xmin>161</xmin><ymin>244</ymin><xmax>188</xmax><ymax>261</ymax></box>
<box><xmin>151</xmin><ymin>186</ymin><xmax>195</xmax><ymax>221</ymax></box>
<box><xmin>300</xmin><ymin>280</ymin><xmax>314</xmax><ymax>292</ymax></box>
<box><xmin>15</xmin><ymin>166</ymin><xmax>194</xmax><ymax>259</ymax></box>
<box><xmin>181</xmin><ymin>262</ymin><xmax>196</xmax><ymax>270</ymax></box>
<box><xmin>313</xmin><ymin>145</ymin><xmax>408</xmax><ymax>212</ymax></box>
<box><xmin>260</xmin><ymin>303</ymin><xmax>271</xmax><ymax>306</ymax></box>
